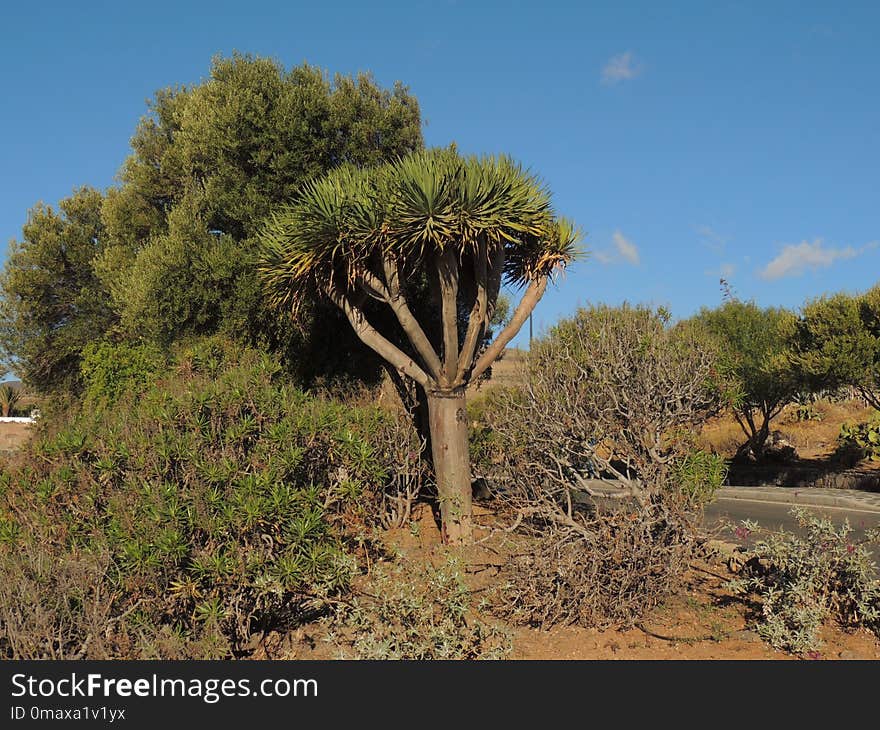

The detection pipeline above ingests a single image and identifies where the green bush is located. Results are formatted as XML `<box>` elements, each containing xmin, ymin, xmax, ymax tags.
<box><xmin>793</xmin><ymin>404</ymin><xmax>823</xmax><ymax>422</ymax></box>
<box><xmin>838</xmin><ymin>417</ymin><xmax>880</xmax><ymax>462</ymax></box>
<box><xmin>786</xmin><ymin>288</ymin><xmax>880</xmax><ymax>412</ymax></box>
<box><xmin>689</xmin><ymin>300</ymin><xmax>800</xmax><ymax>460</ymax></box>
<box><xmin>727</xmin><ymin>509</ymin><xmax>880</xmax><ymax>654</ymax></box>
<box><xmin>326</xmin><ymin>557</ymin><xmax>511</xmax><ymax>660</ymax></box>
<box><xmin>0</xmin><ymin>342</ymin><xmax>420</xmax><ymax>658</ymax></box>
<box><xmin>671</xmin><ymin>449</ymin><xmax>728</xmax><ymax>507</ymax></box>
<box><xmin>80</xmin><ymin>340</ymin><xmax>165</xmax><ymax>405</ymax></box>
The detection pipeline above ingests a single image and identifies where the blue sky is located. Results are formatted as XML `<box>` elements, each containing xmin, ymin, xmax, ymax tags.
<box><xmin>1</xmin><ymin>0</ymin><xmax>878</xmax><ymax>346</ymax></box>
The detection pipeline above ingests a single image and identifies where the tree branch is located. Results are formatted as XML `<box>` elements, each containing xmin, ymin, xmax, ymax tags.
<box><xmin>743</xmin><ymin>407</ymin><xmax>757</xmax><ymax>438</ymax></box>
<box><xmin>436</xmin><ymin>248</ymin><xmax>460</xmax><ymax>386</ymax></box>
<box><xmin>731</xmin><ymin>410</ymin><xmax>752</xmax><ymax>441</ymax></box>
<box><xmin>356</xmin><ymin>268</ymin><xmax>392</xmax><ymax>302</ymax></box>
<box><xmin>486</xmin><ymin>245</ymin><xmax>504</xmax><ymax>320</ymax></box>
<box><xmin>470</xmin><ymin>276</ymin><xmax>548</xmax><ymax>382</ymax></box>
<box><xmin>379</xmin><ymin>254</ymin><xmax>444</xmax><ymax>381</ymax></box>
<box><xmin>454</xmin><ymin>239</ymin><xmax>488</xmax><ymax>386</ymax></box>
<box><xmin>325</xmin><ymin>286</ymin><xmax>433</xmax><ymax>389</ymax></box>
<box><xmin>860</xmin><ymin>386</ymin><xmax>880</xmax><ymax>412</ymax></box>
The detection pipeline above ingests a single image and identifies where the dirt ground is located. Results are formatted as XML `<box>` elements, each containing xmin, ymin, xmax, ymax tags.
<box><xmin>267</xmin><ymin>504</ymin><xmax>880</xmax><ymax>661</ymax></box>
<box><xmin>507</xmin><ymin>565</ymin><xmax>880</xmax><ymax>660</ymax></box>
<box><xmin>0</xmin><ymin>421</ymin><xmax>33</xmax><ymax>455</ymax></box>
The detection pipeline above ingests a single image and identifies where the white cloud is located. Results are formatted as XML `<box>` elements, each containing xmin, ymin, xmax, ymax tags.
<box><xmin>594</xmin><ymin>230</ymin><xmax>641</xmax><ymax>266</ymax></box>
<box><xmin>601</xmin><ymin>51</ymin><xmax>642</xmax><ymax>85</ymax></box>
<box><xmin>613</xmin><ymin>230</ymin><xmax>640</xmax><ymax>265</ymax></box>
<box><xmin>705</xmin><ymin>262</ymin><xmax>736</xmax><ymax>278</ymax></box>
<box><xmin>759</xmin><ymin>238</ymin><xmax>877</xmax><ymax>280</ymax></box>
<box><xmin>695</xmin><ymin>224</ymin><xmax>729</xmax><ymax>254</ymax></box>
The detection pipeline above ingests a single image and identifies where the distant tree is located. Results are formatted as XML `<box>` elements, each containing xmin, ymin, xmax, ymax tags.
<box><xmin>786</xmin><ymin>287</ymin><xmax>880</xmax><ymax>410</ymax></box>
<box><xmin>0</xmin><ymin>187</ymin><xmax>116</xmax><ymax>393</ymax></box>
<box><xmin>488</xmin><ymin>293</ymin><xmax>511</xmax><ymax>334</ymax></box>
<box><xmin>259</xmin><ymin>148</ymin><xmax>579</xmax><ymax>543</ymax></box>
<box><xmin>0</xmin><ymin>384</ymin><xmax>21</xmax><ymax>417</ymax></box>
<box><xmin>97</xmin><ymin>53</ymin><xmax>423</xmax><ymax>381</ymax></box>
<box><xmin>692</xmin><ymin>300</ymin><xmax>801</xmax><ymax>460</ymax></box>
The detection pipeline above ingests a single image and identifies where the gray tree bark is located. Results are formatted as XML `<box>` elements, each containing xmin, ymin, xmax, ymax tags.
<box><xmin>427</xmin><ymin>388</ymin><xmax>473</xmax><ymax>544</ymax></box>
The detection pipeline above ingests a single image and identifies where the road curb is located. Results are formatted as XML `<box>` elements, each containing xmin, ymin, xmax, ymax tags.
<box><xmin>718</xmin><ymin>486</ymin><xmax>880</xmax><ymax>514</ymax></box>
<box><xmin>577</xmin><ymin>479</ymin><xmax>880</xmax><ymax>514</ymax></box>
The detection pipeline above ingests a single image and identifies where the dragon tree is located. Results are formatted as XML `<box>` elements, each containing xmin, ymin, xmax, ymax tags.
<box><xmin>258</xmin><ymin>148</ymin><xmax>578</xmax><ymax>543</ymax></box>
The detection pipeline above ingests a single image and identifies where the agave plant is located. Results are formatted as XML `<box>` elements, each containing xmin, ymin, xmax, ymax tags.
<box><xmin>259</xmin><ymin>147</ymin><xmax>580</xmax><ymax>543</ymax></box>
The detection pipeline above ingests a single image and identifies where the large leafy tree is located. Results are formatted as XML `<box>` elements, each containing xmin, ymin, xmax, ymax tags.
<box><xmin>1</xmin><ymin>55</ymin><xmax>423</xmax><ymax>393</ymax></box>
<box><xmin>96</xmin><ymin>53</ymin><xmax>423</xmax><ymax>378</ymax></box>
<box><xmin>259</xmin><ymin>148</ymin><xmax>579</xmax><ymax>543</ymax></box>
<box><xmin>0</xmin><ymin>187</ymin><xmax>116</xmax><ymax>392</ymax></box>
<box><xmin>692</xmin><ymin>300</ymin><xmax>800</xmax><ymax>460</ymax></box>
<box><xmin>786</xmin><ymin>287</ymin><xmax>880</xmax><ymax>410</ymax></box>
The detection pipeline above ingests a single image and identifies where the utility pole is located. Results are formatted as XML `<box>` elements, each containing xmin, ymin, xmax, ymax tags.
<box><xmin>529</xmin><ymin>311</ymin><xmax>533</xmax><ymax>348</ymax></box>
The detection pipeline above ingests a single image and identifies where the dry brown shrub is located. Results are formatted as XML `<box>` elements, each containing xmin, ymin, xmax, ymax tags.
<box><xmin>0</xmin><ymin>546</ymin><xmax>117</xmax><ymax>659</ymax></box>
<box><xmin>356</xmin><ymin>404</ymin><xmax>428</xmax><ymax>530</ymax></box>
<box><xmin>496</xmin><ymin>498</ymin><xmax>696</xmax><ymax>629</ymax></box>
<box><xmin>481</xmin><ymin>305</ymin><xmax>724</xmax><ymax>628</ymax></box>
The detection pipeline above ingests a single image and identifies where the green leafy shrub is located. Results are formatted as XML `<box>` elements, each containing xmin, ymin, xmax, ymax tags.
<box><xmin>727</xmin><ymin>509</ymin><xmax>880</xmax><ymax>654</ymax></box>
<box><xmin>690</xmin><ymin>300</ymin><xmax>801</xmax><ymax>460</ymax></box>
<box><xmin>838</xmin><ymin>417</ymin><xmax>880</xmax><ymax>462</ymax></box>
<box><xmin>80</xmin><ymin>340</ymin><xmax>165</xmax><ymax>405</ymax></box>
<box><xmin>326</xmin><ymin>558</ymin><xmax>511</xmax><ymax>659</ymax></box>
<box><xmin>0</xmin><ymin>342</ymin><xmax>421</xmax><ymax>658</ymax></box>
<box><xmin>786</xmin><ymin>287</ymin><xmax>880</xmax><ymax>413</ymax></box>
<box><xmin>793</xmin><ymin>404</ymin><xmax>823</xmax><ymax>422</ymax></box>
<box><xmin>671</xmin><ymin>449</ymin><xmax>728</xmax><ymax>507</ymax></box>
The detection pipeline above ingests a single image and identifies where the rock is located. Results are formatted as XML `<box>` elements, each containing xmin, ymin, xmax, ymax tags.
<box><xmin>732</xmin><ymin>629</ymin><xmax>761</xmax><ymax>644</ymax></box>
<box><xmin>472</xmin><ymin>477</ymin><xmax>493</xmax><ymax>501</ymax></box>
<box><xmin>838</xmin><ymin>650</ymin><xmax>859</xmax><ymax>660</ymax></box>
<box><xmin>704</xmin><ymin>539</ymin><xmax>740</xmax><ymax>561</ymax></box>
<box><xmin>764</xmin><ymin>431</ymin><xmax>798</xmax><ymax>461</ymax></box>
<box><xmin>727</xmin><ymin>550</ymin><xmax>753</xmax><ymax>573</ymax></box>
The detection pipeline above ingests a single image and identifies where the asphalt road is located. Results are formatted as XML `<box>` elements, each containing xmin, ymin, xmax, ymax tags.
<box><xmin>580</xmin><ymin>479</ymin><xmax>880</xmax><ymax>559</ymax></box>
<box><xmin>704</xmin><ymin>495</ymin><xmax>880</xmax><ymax>557</ymax></box>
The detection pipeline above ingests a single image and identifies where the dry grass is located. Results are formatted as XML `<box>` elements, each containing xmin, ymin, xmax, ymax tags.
<box><xmin>472</xmin><ymin>347</ymin><xmax>526</xmax><ymax>393</ymax></box>
<box><xmin>698</xmin><ymin>399</ymin><xmax>875</xmax><ymax>461</ymax></box>
<box><xmin>699</xmin><ymin>416</ymin><xmax>745</xmax><ymax>457</ymax></box>
<box><xmin>0</xmin><ymin>422</ymin><xmax>33</xmax><ymax>455</ymax></box>
<box><xmin>777</xmin><ymin>401</ymin><xmax>874</xmax><ymax>454</ymax></box>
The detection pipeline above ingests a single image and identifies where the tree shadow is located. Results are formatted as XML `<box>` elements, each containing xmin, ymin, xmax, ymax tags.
<box><xmin>726</xmin><ymin>443</ymin><xmax>880</xmax><ymax>492</ymax></box>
